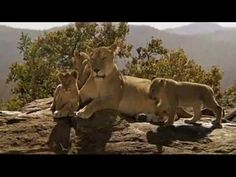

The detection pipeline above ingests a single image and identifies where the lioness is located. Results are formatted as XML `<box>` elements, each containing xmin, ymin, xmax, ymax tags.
<box><xmin>50</xmin><ymin>70</ymin><xmax>80</xmax><ymax>118</ymax></box>
<box><xmin>75</xmin><ymin>40</ymin><xmax>191</xmax><ymax>121</ymax></box>
<box><xmin>149</xmin><ymin>78</ymin><xmax>223</xmax><ymax>127</ymax></box>
<box><xmin>72</xmin><ymin>51</ymin><xmax>91</xmax><ymax>89</ymax></box>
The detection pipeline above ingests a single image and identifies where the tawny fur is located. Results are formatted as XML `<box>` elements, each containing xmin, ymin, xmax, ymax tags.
<box><xmin>149</xmin><ymin>78</ymin><xmax>222</xmax><ymax>127</ymax></box>
<box><xmin>50</xmin><ymin>70</ymin><xmax>80</xmax><ymax>118</ymax></box>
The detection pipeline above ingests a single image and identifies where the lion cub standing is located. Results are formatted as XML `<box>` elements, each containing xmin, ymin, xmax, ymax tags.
<box><xmin>149</xmin><ymin>78</ymin><xmax>222</xmax><ymax>127</ymax></box>
<box><xmin>50</xmin><ymin>70</ymin><xmax>80</xmax><ymax>118</ymax></box>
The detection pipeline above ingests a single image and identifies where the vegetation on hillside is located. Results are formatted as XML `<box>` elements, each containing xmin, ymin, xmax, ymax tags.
<box><xmin>221</xmin><ymin>83</ymin><xmax>236</xmax><ymax>108</ymax></box>
<box><xmin>3</xmin><ymin>22</ymin><xmax>236</xmax><ymax>110</ymax></box>
<box><xmin>123</xmin><ymin>37</ymin><xmax>223</xmax><ymax>102</ymax></box>
<box><xmin>4</xmin><ymin>22</ymin><xmax>132</xmax><ymax>110</ymax></box>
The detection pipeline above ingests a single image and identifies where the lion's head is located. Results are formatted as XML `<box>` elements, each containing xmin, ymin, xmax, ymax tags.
<box><xmin>72</xmin><ymin>51</ymin><xmax>90</xmax><ymax>71</ymax></box>
<box><xmin>58</xmin><ymin>70</ymin><xmax>78</xmax><ymax>92</ymax></box>
<box><xmin>72</xmin><ymin>51</ymin><xmax>91</xmax><ymax>88</ymax></box>
<box><xmin>86</xmin><ymin>39</ymin><xmax>121</xmax><ymax>79</ymax></box>
<box><xmin>149</xmin><ymin>78</ymin><xmax>167</xmax><ymax>100</ymax></box>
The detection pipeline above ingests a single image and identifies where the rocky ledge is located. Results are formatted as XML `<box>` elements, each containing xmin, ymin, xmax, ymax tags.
<box><xmin>0</xmin><ymin>98</ymin><xmax>236</xmax><ymax>154</ymax></box>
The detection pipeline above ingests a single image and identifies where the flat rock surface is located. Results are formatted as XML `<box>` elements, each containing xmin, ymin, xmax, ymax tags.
<box><xmin>0</xmin><ymin>97</ymin><xmax>236</xmax><ymax>154</ymax></box>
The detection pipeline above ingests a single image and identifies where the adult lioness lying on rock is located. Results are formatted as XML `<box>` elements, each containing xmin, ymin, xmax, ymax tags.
<box><xmin>50</xmin><ymin>70</ymin><xmax>80</xmax><ymax>118</ymax></box>
<box><xmin>75</xmin><ymin>39</ymin><xmax>191</xmax><ymax>121</ymax></box>
<box><xmin>149</xmin><ymin>78</ymin><xmax>223</xmax><ymax>127</ymax></box>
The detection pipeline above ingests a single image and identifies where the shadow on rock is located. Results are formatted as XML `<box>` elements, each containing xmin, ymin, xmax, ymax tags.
<box><xmin>147</xmin><ymin>124</ymin><xmax>216</xmax><ymax>147</ymax></box>
<box><xmin>47</xmin><ymin>118</ymin><xmax>72</xmax><ymax>154</ymax></box>
<box><xmin>72</xmin><ymin>109</ymin><xmax>127</xmax><ymax>154</ymax></box>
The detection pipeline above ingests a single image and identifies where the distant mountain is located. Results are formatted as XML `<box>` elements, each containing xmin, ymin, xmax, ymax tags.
<box><xmin>0</xmin><ymin>26</ymin><xmax>43</xmax><ymax>101</ymax></box>
<box><xmin>0</xmin><ymin>26</ymin><xmax>43</xmax><ymax>73</ymax></box>
<box><xmin>126</xmin><ymin>25</ymin><xmax>236</xmax><ymax>89</ymax></box>
<box><xmin>1</xmin><ymin>23</ymin><xmax>236</xmax><ymax>102</ymax></box>
<box><xmin>165</xmin><ymin>23</ymin><xmax>225</xmax><ymax>35</ymax></box>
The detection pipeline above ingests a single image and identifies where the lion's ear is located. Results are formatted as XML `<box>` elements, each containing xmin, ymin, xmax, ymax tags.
<box><xmin>79</xmin><ymin>52</ymin><xmax>90</xmax><ymax>60</ymax></box>
<box><xmin>72</xmin><ymin>50</ymin><xmax>80</xmax><ymax>66</ymax></box>
<box><xmin>58</xmin><ymin>73</ymin><xmax>65</xmax><ymax>83</ymax></box>
<box><xmin>151</xmin><ymin>76</ymin><xmax>156</xmax><ymax>81</ymax></box>
<box><xmin>109</xmin><ymin>38</ymin><xmax>122</xmax><ymax>54</ymax></box>
<box><xmin>73</xmin><ymin>52</ymin><xmax>90</xmax><ymax>69</ymax></box>
<box><xmin>160</xmin><ymin>79</ymin><xmax>166</xmax><ymax>86</ymax></box>
<box><xmin>71</xmin><ymin>70</ymin><xmax>78</xmax><ymax>79</ymax></box>
<box><xmin>86</xmin><ymin>46</ymin><xmax>94</xmax><ymax>55</ymax></box>
<box><xmin>73</xmin><ymin>50</ymin><xmax>80</xmax><ymax>58</ymax></box>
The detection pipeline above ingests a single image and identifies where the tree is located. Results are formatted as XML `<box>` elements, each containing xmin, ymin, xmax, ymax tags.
<box><xmin>124</xmin><ymin>37</ymin><xmax>223</xmax><ymax>101</ymax></box>
<box><xmin>6</xmin><ymin>22</ymin><xmax>132</xmax><ymax>110</ymax></box>
<box><xmin>221</xmin><ymin>82</ymin><xmax>236</xmax><ymax>108</ymax></box>
<box><xmin>6</xmin><ymin>23</ymin><xmax>227</xmax><ymax>110</ymax></box>
<box><xmin>6</xmin><ymin>33</ymin><xmax>59</xmax><ymax>110</ymax></box>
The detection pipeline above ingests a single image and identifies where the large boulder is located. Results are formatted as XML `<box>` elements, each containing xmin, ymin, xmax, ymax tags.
<box><xmin>1</xmin><ymin>97</ymin><xmax>236</xmax><ymax>154</ymax></box>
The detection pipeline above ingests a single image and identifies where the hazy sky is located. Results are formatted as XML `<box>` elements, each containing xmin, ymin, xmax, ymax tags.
<box><xmin>0</xmin><ymin>22</ymin><xmax>236</xmax><ymax>30</ymax></box>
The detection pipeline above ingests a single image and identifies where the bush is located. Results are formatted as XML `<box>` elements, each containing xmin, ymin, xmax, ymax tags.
<box><xmin>3</xmin><ymin>96</ymin><xmax>25</xmax><ymax>111</ymax></box>
<box><xmin>221</xmin><ymin>83</ymin><xmax>236</xmax><ymax>108</ymax></box>
<box><xmin>6</xmin><ymin>24</ymin><xmax>233</xmax><ymax>110</ymax></box>
<box><xmin>6</xmin><ymin>22</ymin><xmax>132</xmax><ymax>110</ymax></box>
<box><xmin>124</xmin><ymin>38</ymin><xmax>223</xmax><ymax>102</ymax></box>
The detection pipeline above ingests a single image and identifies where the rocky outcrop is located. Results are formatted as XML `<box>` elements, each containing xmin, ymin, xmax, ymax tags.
<box><xmin>1</xmin><ymin>98</ymin><xmax>236</xmax><ymax>154</ymax></box>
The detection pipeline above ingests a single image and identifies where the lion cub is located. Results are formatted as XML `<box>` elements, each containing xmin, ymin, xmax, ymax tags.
<box><xmin>50</xmin><ymin>70</ymin><xmax>80</xmax><ymax>118</ymax></box>
<box><xmin>149</xmin><ymin>78</ymin><xmax>222</xmax><ymax>127</ymax></box>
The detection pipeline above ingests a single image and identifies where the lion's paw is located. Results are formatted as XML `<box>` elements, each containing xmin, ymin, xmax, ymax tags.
<box><xmin>212</xmin><ymin>120</ymin><xmax>222</xmax><ymax>129</ymax></box>
<box><xmin>184</xmin><ymin>119</ymin><xmax>196</xmax><ymax>124</ymax></box>
<box><xmin>75</xmin><ymin>107</ymin><xmax>91</xmax><ymax>119</ymax></box>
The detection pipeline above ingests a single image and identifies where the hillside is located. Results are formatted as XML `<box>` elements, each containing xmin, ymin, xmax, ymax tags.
<box><xmin>0</xmin><ymin>26</ymin><xmax>43</xmax><ymax>74</ymax></box>
<box><xmin>126</xmin><ymin>25</ymin><xmax>236</xmax><ymax>88</ymax></box>
<box><xmin>1</xmin><ymin>23</ymin><xmax>236</xmax><ymax>102</ymax></box>
<box><xmin>0</xmin><ymin>26</ymin><xmax>43</xmax><ymax>101</ymax></box>
<box><xmin>165</xmin><ymin>23</ymin><xmax>225</xmax><ymax>35</ymax></box>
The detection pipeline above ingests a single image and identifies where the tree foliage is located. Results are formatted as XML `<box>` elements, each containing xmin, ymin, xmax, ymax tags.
<box><xmin>5</xmin><ymin>22</ymin><xmax>132</xmax><ymax>110</ymax></box>
<box><xmin>221</xmin><ymin>82</ymin><xmax>236</xmax><ymax>108</ymax></box>
<box><xmin>5</xmin><ymin>23</ymin><xmax>235</xmax><ymax>111</ymax></box>
<box><xmin>124</xmin><ymin>37</ymin><xmax>223</xmax><ymax>101</ymax></box>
